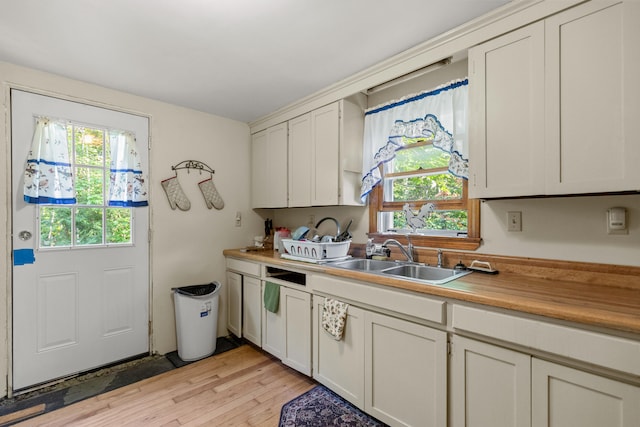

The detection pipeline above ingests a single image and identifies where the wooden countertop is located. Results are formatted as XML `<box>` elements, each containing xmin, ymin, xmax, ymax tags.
<box><xmin>223</xmin><ymin>249</ymin><xmax>640</xmax><ymax>335</ymax></box>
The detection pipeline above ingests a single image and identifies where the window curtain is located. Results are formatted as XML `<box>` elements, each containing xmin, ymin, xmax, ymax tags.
<box><xmin>23</xmin><ymin>117</ymin><xmax>76</xmax><ymax>204</ymax></box>
<box><xmin>360</xmin><ymin>78</ymin><xmax>468</xmax><ymax>202</ymax></box>
<box><xmin>108</xmin><ymin>131</ymin><xmax>148</xmax><ymax>207</ymax></box>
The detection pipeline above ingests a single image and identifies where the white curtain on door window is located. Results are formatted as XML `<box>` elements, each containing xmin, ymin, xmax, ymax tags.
<box><xmin>108</xmin><ymin>131</ymin><xmax>148</xmax><ymax>207</ymax></box>
<box><xmin>360</xmin><ymin>79</ymin><xmax>468</xmax><ymax>202</ymax></box>
<box><xmin>23</xmin><ymin>117</ymin><xmax>76</xmax><ymax>204</ymax></box>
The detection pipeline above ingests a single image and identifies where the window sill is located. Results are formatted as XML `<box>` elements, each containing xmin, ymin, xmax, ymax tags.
<box><xmin>367</xmin><ymin>232</ymin><xmax>481</xmax><ymax>251</ymax></box>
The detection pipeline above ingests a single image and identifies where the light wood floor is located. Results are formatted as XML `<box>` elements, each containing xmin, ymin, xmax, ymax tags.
<box><xmin>15</xmin><ymin>345</ymin><xmax>316</xmax><ymax>427</ymax></box>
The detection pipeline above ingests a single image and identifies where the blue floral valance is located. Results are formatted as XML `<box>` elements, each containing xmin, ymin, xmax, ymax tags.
<box><xmin>108</xmin><ymin>131</ymin><xmax>148</xmax><ymax>207</ymax></box>
<box><xmin>23</xmin><ymin>117</ymin><xmax>76</xmax><ymax>204</ymax></box>
<box><xmin>24</xmin><ymin>117</ymin><xmax>148</xmax><ymax>207</ymax></box>
<box><xmin>360</xmin><ymin>79</ymin><xmax>468</xmax><ymax>202</ymax></box>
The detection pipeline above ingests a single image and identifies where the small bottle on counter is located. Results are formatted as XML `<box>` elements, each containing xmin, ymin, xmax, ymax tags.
<box><xmin>365</xmin><ymin>238</ymin><xmax>375</xmax><ymax>259</ymax></box>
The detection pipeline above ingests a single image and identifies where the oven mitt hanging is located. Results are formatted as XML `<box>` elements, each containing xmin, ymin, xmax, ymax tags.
<box><xmin>198</xmin><ymin>177</ymin><xmax>224</xmax><ymax>210</ymax></box>
<box><xmin>161</xmin><ymin>176</ymin><xmax>191</xmax><ymax>211</ymax></box>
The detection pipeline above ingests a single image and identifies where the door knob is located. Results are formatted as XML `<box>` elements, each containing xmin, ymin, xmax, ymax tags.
<box><xmin>18</xmin><ymin>230</ymin><xmax>32</xmax><ymax>241</ymax></box>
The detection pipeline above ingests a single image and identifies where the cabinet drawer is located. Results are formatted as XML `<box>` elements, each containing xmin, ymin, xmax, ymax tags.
<box><xmin>226</xmin><ymin>258</ymin><xmax>260</xmax><ymax>277</ymax></box>
<box><xmin>452</xmin><ymin>304</ymin><xmax>640</xmax><ymax>376</ymax></box>
<box><xmin>311</xmin><ymin>274</ymin><xmax>445</xmax><ymax>324</ymax></box>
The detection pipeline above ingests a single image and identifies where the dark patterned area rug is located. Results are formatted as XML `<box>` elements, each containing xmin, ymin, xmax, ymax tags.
<box><xmin>279</xmin><ymin>385</ymin><xmax>387</xmax><ymax>427</ymax></box>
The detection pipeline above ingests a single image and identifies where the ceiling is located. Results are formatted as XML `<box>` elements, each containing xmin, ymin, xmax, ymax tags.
<box><xmin>0</xmin><ymin>0</ymin><xmax>510</xmax><ymax>123</ymax></box>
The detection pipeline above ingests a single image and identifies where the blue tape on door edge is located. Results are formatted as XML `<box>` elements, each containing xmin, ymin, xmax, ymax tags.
<box><xmin>14</xmin><ymin>248</ymin><xmax>35</xmax><ymax>265</ymax></box>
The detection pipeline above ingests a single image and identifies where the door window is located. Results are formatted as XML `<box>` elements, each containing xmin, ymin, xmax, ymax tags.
<box><xmin>38</xmin><ymin>122</ymin><xmax>132</xmax><ymax>248</ymax></box>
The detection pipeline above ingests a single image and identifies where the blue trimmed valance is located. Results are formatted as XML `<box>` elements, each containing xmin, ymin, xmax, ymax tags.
<box><xmin>360</xmin><ymin>79</ymin><xmax>468</xmax><ymax>202</ymax></box>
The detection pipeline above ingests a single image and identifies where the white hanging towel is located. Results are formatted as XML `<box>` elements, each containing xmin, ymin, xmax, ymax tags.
<box><xmin>322</xmin><ymin>298</ymin><xmax>349</xmax><ymax>340</ymax></box>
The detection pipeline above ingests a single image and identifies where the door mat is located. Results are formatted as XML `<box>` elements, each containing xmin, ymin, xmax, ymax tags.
<box><xmin>0</xmin><ymin>336</ymin><xmax>242</xmax><ymax>425</ymax></box>
<box><xmin>279</xmin><ymin>385</ymin><xmax>387</xmax><ymax>427</ymax></box>
<box><xmin>165</xmin><ymin>335</ymin><xmax>243</xmax><ymax>368</ymax></box>
<box><xmin>0</xmin><ymin>355</ymin><xmax>174</xmax><ymax>424</ymax></box>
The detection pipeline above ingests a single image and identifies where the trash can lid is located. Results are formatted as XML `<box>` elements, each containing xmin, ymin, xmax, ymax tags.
<box><xmin>173</xmin><ymin>282</ymin><xmax>220</xmax><ymax>296</ymax></box>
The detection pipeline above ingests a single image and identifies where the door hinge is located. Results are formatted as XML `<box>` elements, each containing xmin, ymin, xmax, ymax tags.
<box><xmin>447</xmin><ymin>340</ymin><xmax>453</xmax><ymax>356</ymax></box>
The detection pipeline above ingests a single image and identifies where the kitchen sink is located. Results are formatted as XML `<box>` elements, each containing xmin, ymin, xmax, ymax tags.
<box><xmin>327</xmin><ymin>258</ymin><xmax>471</xmax><ymax>285</ymax></box>
<box><xmin>381</xmin><ymin>264</ymin><xmax>471</xmax><ymax>285</ymax></box>
<box><xmin>328</xmin><ymin>258</ymin><xmax>400</xmax><ymax>271</ymax></box>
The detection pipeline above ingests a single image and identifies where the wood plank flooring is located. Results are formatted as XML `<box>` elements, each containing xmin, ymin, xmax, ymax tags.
<box><xmin>15</xmin><ymin>345</ymin><xmax>316</xmax><ymax>426</ymax></box>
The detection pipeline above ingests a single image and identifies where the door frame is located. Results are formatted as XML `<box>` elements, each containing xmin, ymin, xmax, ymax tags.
<box><xmin>4</xmin><ymin>84</ymin><xmax>154</xmax><ymax>396</ymax></box>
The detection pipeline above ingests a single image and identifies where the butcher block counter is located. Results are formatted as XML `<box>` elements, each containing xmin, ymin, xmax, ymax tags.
<box><xmin>223</xmin><ymin>248</ymin><xmax>640</xmax><ymax>336</ymax></box>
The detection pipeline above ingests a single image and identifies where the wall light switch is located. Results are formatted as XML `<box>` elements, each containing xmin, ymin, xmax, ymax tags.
<box><xmin>235</xmin><ymin>211</ymin><xmax>241</xmax><ymax>227</ymax></box>
<box><xmin>507</xmin><ymin>211</ymin><xmax>522</xmax><ymax>232</ymax></box>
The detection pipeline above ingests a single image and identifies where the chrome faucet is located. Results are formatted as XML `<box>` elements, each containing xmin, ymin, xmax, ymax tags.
<box><xmin>382</xmin><ymin>236</ymin><xmax>414</xmax><ymax>263</ymax></box>
<box><xmin>437</xmin><ymin>249</ymin><xmax>443</xmax><ymax>268</ymax></box>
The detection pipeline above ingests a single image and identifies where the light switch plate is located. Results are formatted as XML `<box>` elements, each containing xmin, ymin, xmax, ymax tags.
<box><xmin>507</xmin><ymin>211</ymin><xmax>522</xmax><ymax>232</ymax></box>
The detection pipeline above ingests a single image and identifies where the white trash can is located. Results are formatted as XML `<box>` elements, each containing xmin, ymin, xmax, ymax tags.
<box><xmin>172</xmin><ymin>282</ymin><xmax>221</xmax><ymax>361</ymax></box>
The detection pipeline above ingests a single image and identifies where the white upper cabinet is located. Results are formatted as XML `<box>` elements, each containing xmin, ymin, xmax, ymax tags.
<box><xmin>288</xmin><ymin>94</ymin><xmax>366</xmax><ymax>207</ymax></box>
<box><xmin>251</xmin><ymin>123</ymin><xmax>288</xmax><ymax>208</ymax></box>
<box><xmin>252</xmin><ymin>95</ymin><xmax>365</xmax><ymax>208</ymax></box>
<box><xmin>544</xmin><ymin>0</ymin><xmax>640</xmax><ymax>195</ymax></box>
<box><xmin>468</xmin><ymin>22</ymin><xmax>545</xmax><ymax>198</ymax></box>
<box><xmin>310</xmin><ymin>102</ymin><xmax>341</xmax><ymax>206</ymax></box>
<box><xmin>469</xmin><ymin>0</ymin><xmax>640</xmax><ymax>198</ymax></box>
<box><xmin>287</xmin><ymin>113</ymin><xmax>312</xmax><ymax>207</ymax></box>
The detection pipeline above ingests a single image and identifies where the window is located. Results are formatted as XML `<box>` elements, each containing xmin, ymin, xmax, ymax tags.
<box><xmin>368</xmin><ymin>138</ymin><xmax>480</xmax><ymax>250</ymax></box>
<box><xmin>362</xmin><ymin>78</ymin><xmax>480</xmax><ymax>250</ymax></box>
<box><xmin>38</xmin><ymin>123</ymin><xmax>133</xmax><ymax>248</ymax></box>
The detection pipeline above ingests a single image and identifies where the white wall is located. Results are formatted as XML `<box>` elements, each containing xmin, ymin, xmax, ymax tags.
<box><xmin>480</xmin><ymin>195</ymin><xmax>640</xmax><ymax>266</ymax></box>
<box><xmin>0</xmin><ymin>61</ymin><xmax>264</xmax><ymax>397</ymax></box>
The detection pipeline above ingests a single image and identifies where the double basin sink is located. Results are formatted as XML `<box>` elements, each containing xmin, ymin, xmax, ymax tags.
<box><xmin>326</xmin><ymin>258</ymin><xmax>471</xmax><ymax>286</ymax></box>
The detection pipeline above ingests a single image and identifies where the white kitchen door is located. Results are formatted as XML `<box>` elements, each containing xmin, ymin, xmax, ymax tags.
<box><xmin>11</xmin><ymin>90</ymin><xmax>150</xmax><ymax>391</ymax></box>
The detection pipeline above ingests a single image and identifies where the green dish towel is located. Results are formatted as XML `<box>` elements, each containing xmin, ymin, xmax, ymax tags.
<box><xmin>263</xmin><ymin>281</ymin><xmax>280</xmax><ymax>313</ymax></box>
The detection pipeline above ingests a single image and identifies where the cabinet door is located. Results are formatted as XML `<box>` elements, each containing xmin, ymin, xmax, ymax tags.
<box><xmin>226</xmin><ymin>271</ymin><xmax>242</xmax><ymax>338</ymax></box>
<box><xmin>468</xmin><ymin>22</ymin><xmax>545</xmax><ymax>198</ymax></box>
<box><xmin>364</xmin><ymin>311</ymin><xmax>447</xmax><ymax>427</ymax></box>
<box><xmin>281</xmin><ymin>287</ymin><xmax>312</xmax><ymax>376</ymax></box>
<box><xmin>450</xmin><ymin>335</ymin><xmax>531</xmax><ymax>427</ymax></box>
<box><xmin>261</xmin><ymin>283</ymin><xmax>284</xmax><ymax>359</ymax></box>
<box><xmin>242</xmin><ymin>276</ymin><xmax>262</xmax><ymax>346</ymax></box>
<box><xmin>311</xmin><ymin>102</ymin><xmax>340</xmax><ymax>206</ymax></box>
<box><xmin>544</xmin><ymin>1</ymin><xmax>640</xmax><ymax>194</ymax></box>
<box><xmin>532</xmin><ymin>358</ymin><xmax>640</xmax><ymax>427</ymax></box>
<box><xmin>251</xmin><ymin>123</ymin><xmax>288</xmax><ymax>208</ymax></box>
<box><xmin>288</xmin><ymin>113</ymin><xmax>312</xmax><ymax>207</ymax></box>
<box><xmin>313</xmin><ymin>295</ymin><xmax>365</xmax><ymax>409</ymax></box>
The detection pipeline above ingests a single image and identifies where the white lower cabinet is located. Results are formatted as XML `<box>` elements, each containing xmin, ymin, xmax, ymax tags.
<box><xmin>450</xmin><ymin>335</ymin><xmax>531</xmax><ymax>427</ymax></box>
<box><xmin>242</xmin><ymin>276</ymin><xmax>262</xmax><ymax>346</ymax></box>
<box><xmin>261</xmin><ymin>284</ymin><xmax>284</xmax><ymax>360</ymax></box>
<box><xmin>226</xmin><ymin>271</ymin><xmax>242</xmax><ymax>338</ymax></box>
<box><xmin>263</xmin><ymin>285</ymin><xmax>312</xmax><ymax>375</ymax></box>
<box><xmin>313</xmin><ymin>295</ymin><xmax>366</xmax><ymax>408</ymax></box>
<box><xmin>364</xmin><ymin>311</ymin><xmax>447</xmax><ymax>427</ymax></box>
<box><xmin>226</xmin><ymin>258</ymin><xmax>262</xmax><ymax>344</ymax></box>
<box><xmin>313</xmin><ymin>295</ymin><xmax>447</xmax><ymax>427</ymax></box>
<box><xmin>451</xmin><ymin>335</ymin><xmax>640</xmax><ymax>427</ymax></box>
<box><xmin>532</xmin><ymin>358</ymin><xmax>640</xmax><ymax>427</ymax></box>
